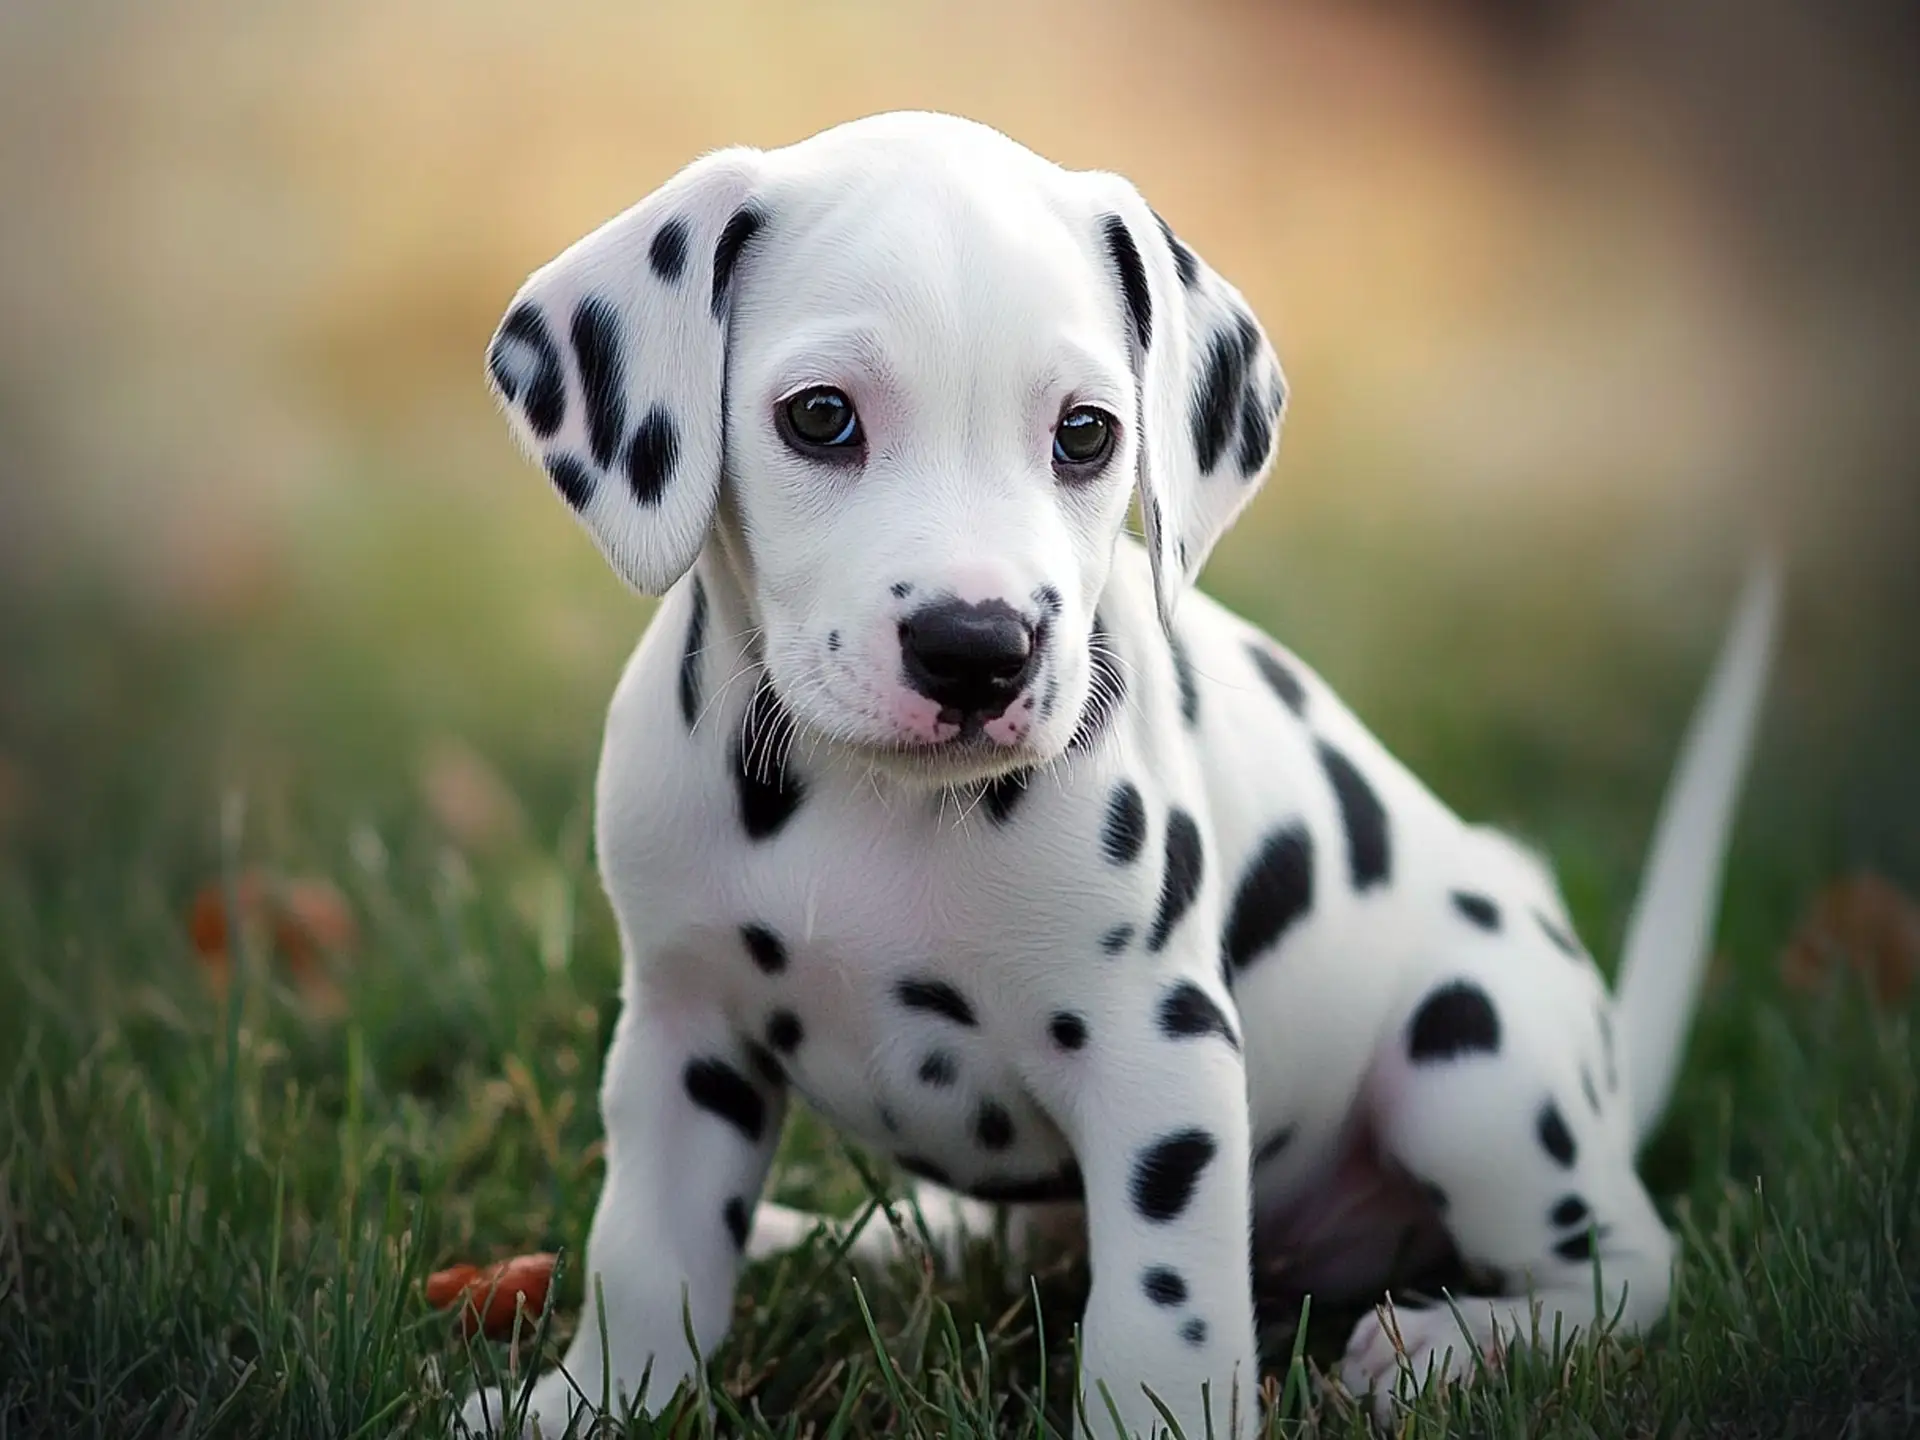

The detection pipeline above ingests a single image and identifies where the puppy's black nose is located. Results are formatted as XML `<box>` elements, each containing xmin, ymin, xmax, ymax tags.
<box><xmin>899</xmin><ymin>600</ymin><xmax>1036</xmax><ymax>717</ymax></box>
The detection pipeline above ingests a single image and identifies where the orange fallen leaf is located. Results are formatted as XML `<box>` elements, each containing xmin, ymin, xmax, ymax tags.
<box><xmin>420</xmin><ymin>737</ymin><xmax>525</xmax><ymax>853</ymax></box>
<box><xmin>187</xmin><ymin>868</ymin><xmax>358</xmax><ymax>1016</ymax></box>
<box><xmin>1781</xmin><ymin>872</ymin><xmax>1920</xmax><ymax>1006</ymax></box>
<box><xmin>426</xmin><ymin>1253</ymin><xmax>557</xmax><ymax>1339</ymax></box>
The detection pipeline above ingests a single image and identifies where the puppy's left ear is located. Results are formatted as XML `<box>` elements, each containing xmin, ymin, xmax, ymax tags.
<box><xmin>486</xmin><ymin>147</ymin><xmax>766</xmax><ymax>595</ymax></box>
<box><xmin>1088</xmin><ymin>182</ymin><xmax>1288</xmax><ymax>629</ymax></box>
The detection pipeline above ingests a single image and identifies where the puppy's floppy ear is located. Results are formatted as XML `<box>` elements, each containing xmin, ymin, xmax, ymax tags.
<box><xmin>1088</xmin><ymin>182</ymin><xmax>1288</xmax><ymax>629</ymax></box>
<box><xmin>487</xmin><ymin>148</ymin><xmax>766</xmax><ymax>595</ymax></box>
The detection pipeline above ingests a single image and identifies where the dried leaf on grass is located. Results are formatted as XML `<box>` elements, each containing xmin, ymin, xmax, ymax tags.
<box><xmin>425</xmin><ymin>1253</ymin><xmax>557</xmax><ymax>1338</ymax></box>
<box><xmin>187</xmin><ymin>868</ymin><xmax>358</xmax><ymax>1016</ymax></box>
<box><xmin>1781</xmin><ymin>872</ymin><xmax>1920</xmax><ymax>1006</ymax></box>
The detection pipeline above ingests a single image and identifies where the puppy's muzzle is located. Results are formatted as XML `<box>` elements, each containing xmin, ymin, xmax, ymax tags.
<box><xmin>898</xmin><ymin>599</ymin><xmax>1037</xmax><ymax>721</ymax></box>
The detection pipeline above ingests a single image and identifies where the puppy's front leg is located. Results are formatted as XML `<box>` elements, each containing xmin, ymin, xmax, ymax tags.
<box><xmin>1052</xmin><ymin>974</ymin><xmax>1256</xmax><ymax>1440</ymax></box>
<box><xmin>458</xmin><ymin>980</ymin><xmax>785</xmax><ymax>1437</ymax></box>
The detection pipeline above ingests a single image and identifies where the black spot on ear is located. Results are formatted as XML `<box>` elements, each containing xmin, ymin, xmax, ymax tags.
<box><xmin>734</xmin><ymin>678</ymin><xmax>806</xmax><ymax>841</ymax></box>
<box><xmin>1450</xmin><ymin>891</ymin><xmax>1500</xmax><ymax>931</ymax></box>
<box><xmin>1100</xmin><ymin>923</ymin><xmax>1135</xmax><ymax>955</ymax></box>
<box><xmin>1069</xmin><ymin>613</ymin><xmax>1126</xmax><ymax>753</ymax></box>
<box><xmin>1151</xmin><ymin>209</ymin><xmax>1201</xmax><ymax>289</ymax></box>
<box><xmin>1142</xmin><ymin>1266</ymin><xmax>1187</xmax><ymax>1307</ymax></box>
<box><xmin>683</xmin><ymin>1058</ymin><xmax>766</xmax><ymax>1142</ymax></box>
<box><xmin>983</xmin><ymin>767</ymin><xmax>1033</xmax><ymax>824</ymax></box>
<box><xmin>1190</xmin><ymin>314</ymin><xmax>1260</xmax><ymax>475</ymax></box>
<box><xmin>740</xmin><ymin>922</ymin><xmax>786</xmax><ymax>974</ymax></box>
<box><xmin>1551</xmin><ymin>1195</ymin><xmax>1589</xmax><ymax>1227</ymax></box>
<box><xmin>493</xmin><ymin>303</ymin><xmax>566</xmax><ymax>438</ymax></box>
<box><xmin>1235</xmin><ymin>378</ymin><xmax>1276</xmax><ymax>479</ymax></box>
<box><xmin>626</xmin><ymin>405</ymin><xmax>680</xmax><ymax>507</ymax></box>
<box><xmin>570</xmin><ymin>297</ymin><xmax>627</xmax><ymax>469</ymax></box>
<box><xmin>1180</xmin><ymin>1318</ymin><xmax>1208</xmax><ymax>1347</ymax></box>
<box><xmin>1254</xmin><ymin>1126</ymin><xmax>1294</xmax><ymax>1168</ymax></box>
<box><xmin>895</xmin><ymin>977</ymin><xmax>978</xmax><ymax>1028</ymax></box>
<box><xmin>765</xmin><ymin>1009</ymin><xmax>803</xmax><ymax>1054</ymax></box>
<box><xmin>1101</xmin><ymin>213</ymin><xmax>1153</xmax><ymax>352</ymax></box>
<box><xmin>1246</xmin><ymin>643</ymin><xmax>1307</xmax><ymax>717</ymax></box>
<box><xmin>1167</xmin><ymin>630</ymin><xmax>1200</xmax><ymax>726</ymax></box>
<box><xmin>723</xmin><ymin>1196</ymin><xmax>749</xmax><ymax>1249</ymax></box>
<box><xmin>1537</xmin><ymin>1100</ymin><xmax>1577</xmax><ymax>1168</ymax></box>
<box><xmin>711</xmin><ymin>205</ymin><xmax>763</xmax><ymax>318</ymax></box>
<box><xmin>1158</xmin><ymin>980</ymin><xmax>1239</xmax><ymax>1049</ymax></box>
<box><xmin>649</xmin><ymin>216</ymin><xmax>691</xmax><ymax>281</ymax></box>
<box><xmin>1407</xmin><ymin>980</ymin><xmax>1501</xmax><ymax>1063</ymax></box>
<box><xmin>1102</xmin><ymin>782</ymin><xmax>1148</xmax><ymax>865</ymax></box>
<box><xmin>545</xmin><ymin>454</ymin><xmax>595</xmax><ymax>512</ymax></box>
<box><xmin>1536</xmin><ymin>910</ymin><xmax>1583</xmax><ymax>957</ymax></box>
<box><xmin>974</xmin><ymin>1100</ymin><xmax>1015</xmax><ymax>1151</ymax></box>
<box><xmin>917</xmin><ymin>1050</ymin><xmax>957</xmax><ymax>1087</ymax></box>
<box><xmin>1131</xmin><ymin>1128</ymin><xmax>1217</xmax><ymax>1222</ymax></box>
<box><xmin>1318</xmin><ymin>740</ymin><xmax>1391</xmax><ymax>890</ymax></box>
<box><xmin>1223</xmin><ymin>823</ymin><xmax>1314</xmax><ymax>972</ymax></box>
<box><xmin>1049</xmin><ymin>1011</ymin><xmax>1089</xmax><ymax>1050</ymax></box>
<box><xmin>1147</xmin><ymin>809</ymin><xmax>1204</xmax><ymax>952</ymax></box>
<box><xmin>679</xmin><ymin>575</ymin><xmax>708</xmax><ymax>729</ymax></box>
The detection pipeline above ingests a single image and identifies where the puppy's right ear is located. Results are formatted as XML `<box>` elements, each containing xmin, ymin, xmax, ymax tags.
<box><xmin>487</xmin><ymin>148</ymin><xmax>766</xmax><ymax>595</ymax></box>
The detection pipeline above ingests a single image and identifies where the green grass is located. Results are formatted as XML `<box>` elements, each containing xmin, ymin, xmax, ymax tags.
<box><xmin>3</xmin><ymin>488</ymin><xmax>1917</xmax><ymax>1438</ymax></box>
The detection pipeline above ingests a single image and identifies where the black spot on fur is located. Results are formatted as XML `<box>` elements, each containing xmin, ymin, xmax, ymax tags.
<box><xmin>684</xmin><ymin>1058</ymin><xmax>766</xmax><ymax>1143</ymax></box>
<box><xmin>983</xmin><ymin>767</ymin><xmax>1033</xmax><ymax>824</ymax></box>
<box><xmin>1166</xmin><ymin>629</ymin><xmax>1200</xmax><ymax>727</ymax></box>
<box><xmin>625</xmin><ymin>404</ymin><xmax>680</xmax><ymax>507</ymax></box>
<box><xmin>1181</xmin><ymin>1318</ymin><xmax>1208</xmax><ymax>1347</ymax></box>
<box><xmin>544</xmin><ymin>454</ymin><xmax>595</xmax><ymax>512</ymax></box>
<box><xmin>1190</xmin><ymin>313</ymin><xmax>1260</xmax><ymax>475</ymax></box>
<box><xmin>493</xmin><ymin>303</ymin><xmax>566</xmax><ymax>437</ymax></box>
<box><xmin>1152</xmin><ymin>210</ymin><xmax>1201</xmax><ymax>289</ymax></box>
<box><xmin>1100</xmin><ymin>923</ymin><xmax>1135</xmax><ymax>955</ymax></box>
<box><xmin>1254</xmin><ymin>1126</ymin><xmax>1295</xmax><ymax>1168</ymax></box>
<box><xmin>711</xmin><ymin>205</ymin><xmax>763</xmax><ymax>318</ymax></box>
<box><xmin>740</xmin><ymin>922</ymin><xmax>786</xmax><ymax>974</ymax></box>
<box><xmin>765</xmin><ymin>1009</ymin><xmax>803</xmax><ymax>1055</ymax></box>
<box><xmin>897</xmin><ymin>1154</ymin><xmax>952</xmax><ymax>1187</ymax></box>
<box><xmin>1049</xmin><ymin>1011</ymin><xmax>1088</xmax><ymax>1051</ymax></box>
<box><xmin>1143</xmin><ymin>1266</ymin><xmax>1187</xmax><ymax>1307</ymax></box>
<box><xmin>1101</xmin><ymin>213</ymin><xmax>1153</xmax><ymax>352</ymax></box>
<box><xmin>891</xmin><ymin>581</ymin><xmax>914</xmax><ymax>599</ymax></box>
<box><xmin>745</xmin><ymin>1042</ymin><xmax>783</xmax><ymax>1087</ymax></box>
<box><xmin>1551</xmin><ymin>1195</ymin><xmax>1589</xmax><ymax>1228</ymax></box>
<box><xmin>733</xmin><ymin>679</ymin><xmax>806</xmax><ymax>841</ymax></box>
<box><xmin>963</xmin><ymin>1165</ymin><xmax>1084</xmax><ymax>1204</ymax></box>
<box><xmin>1034</xmin><ymin>584</ymin><xmax>1064</xmax><ymax>618</ymax></box>
<box><xmin>1451</xmin><ymin>891</ymin><xmax>1501</xmax><ymax>931</ymax></box>
<box><xmin>1554</xmin><ymin>1229</ymin><xmax>1599</xmax><ymax>1264</ymax></box>
<box><xmin>1318</xmin><ymin>740</ymin><xmax>1391</xmax><ymax>890</ymax></box>
<box><xmin>974</xmin><ymin>1100</ymin><xmax>1015</xmax><ymax>1151</ymax></box>
<box><xmin>679</xmin><ymin>576</ymin><xmax>708</xmax><ymax>728</ymax></box>
<box><xmin>1248</xmin><ymin>646</ymin><xmax>1306</xmax><ymax>718</ymax></box>
<box><xmin>570</xmin><ymin>297</ymin><xmax>626</xmax><ymax>469</ymax></box>
<box><xmin>1235</xmin><ymin>379</ymin><xmax>1275</xmax><ymax>479</ymax></box>
<box><xmin>826</xmin><ymin>629</ymin><xmax>840</xmax><ymax>652</ymax></box>
<box><xmin>1223</xmin><ymin>823</ymin><xmax>1314</xmax><ymax>972</ymax></box>
<box><xmin>917</xmin><ymin>1051</ymin><xmax>957</xmax><ymax>1087</ymax></box>
<box><xmin>1069</xmin><ymin>613</ymin><xmax>1126</xmax><ymax>752</ymax></box>
<box><xmin>723</xmin><ymin>1196</ymin><xmax>749</xmax><ymax>1249</ymax></box>
<box><xmin>1536</xmin><ymin>909</ymin><xmax>1582</xmax><ymax>957</ymax></box>
<box><xmin>649</xmin><ymin>217</ymin><xmax>690</xmax><ymax>282</ymax></box>
<box><xmin>1147</xmin><ymin>809</ymin><xmax>1204</xmax><ymax>952</ymax></box>
<box><xmin>1102</xmin><ymin>782</ymin><xmax>1148</xmax><ymax>865</ymax></box>
<box><xmin>1131</xmin><ymin>1128</ymin><xmax>1217</xmax><ymax>1222</ymax></box>
<box><xmin>1158</xmin><ymin>980</ymin><xmax>1238</xmax><ymax>1050</ymax></box>
<box><xmin>895</xmin><ymin>978</ymin><xmax>978</xmax><ymax>1028</ymax></box>
<box><xmin>1537</xmin><ymin>1101</ymin><xmax>1577</xmax><ymax>1168</ymax></box>
<box><xmin>1407</xmin><ymin>980</ymin><xmax>1502</xmax><ymax>1063</ymax></box>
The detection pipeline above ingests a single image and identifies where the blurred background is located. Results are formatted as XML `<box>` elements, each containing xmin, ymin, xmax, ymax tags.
<box><xmin>0</xmin><ymin>0</ymin><xmax>1916</xmax><ymax>943</ymax></box>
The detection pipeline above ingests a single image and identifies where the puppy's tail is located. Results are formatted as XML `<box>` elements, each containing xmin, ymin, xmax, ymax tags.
<box><xmin>1614</xmin><ymin>554</ymin><xmax>1781</xmax><ymax>1148</ymax></box>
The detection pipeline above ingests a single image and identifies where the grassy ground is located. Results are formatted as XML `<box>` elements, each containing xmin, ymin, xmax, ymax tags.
<box><xmin>2</xmin><ymin>487</ymin><xmax>1917</xmax><ymax>1439</ymax></box>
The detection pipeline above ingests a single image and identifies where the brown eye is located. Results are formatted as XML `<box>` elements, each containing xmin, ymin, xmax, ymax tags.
<box><xmin>782</xmin><ymin>387</ymin><xmax>861</xmax><ymax>450</ymax></box>
<box><xmin>1053</xmin><ymin>406</ymin><xmax>1115</xmax><ymax>472</ymax></box>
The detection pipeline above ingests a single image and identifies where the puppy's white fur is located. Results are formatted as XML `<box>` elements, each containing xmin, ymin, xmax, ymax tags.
<box><xmin>460</xmin><ymin>112</ymin><xmax>1777</xmax><ymax>1439</ymax></box>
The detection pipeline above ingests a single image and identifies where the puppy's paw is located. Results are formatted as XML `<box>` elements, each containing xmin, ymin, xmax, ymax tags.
<box><xmin>1336</xmin><ymin>1301</ymin><xmax>1503</xmax><ymax>1424</ymax></box>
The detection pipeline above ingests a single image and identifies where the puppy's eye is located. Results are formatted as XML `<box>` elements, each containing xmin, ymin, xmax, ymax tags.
<box><xmin>781</xmin><ymin>387</ymin><xmax>862</xmax><ymax>451</ymax></box>
<box><xmin>1052</xmin><ymin>406</ymin><xmax>1115</xmax><ymax>473</ymax></box>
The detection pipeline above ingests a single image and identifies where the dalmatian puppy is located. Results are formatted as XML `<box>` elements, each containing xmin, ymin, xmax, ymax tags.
<box><xmin>461</xmin><ymin>111</ymin><xmax>1778</xmax><ymax>1439</ymax></box>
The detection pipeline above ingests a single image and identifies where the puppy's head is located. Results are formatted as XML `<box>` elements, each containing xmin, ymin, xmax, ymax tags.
<box><xmin>488</xmin><ymin>111</ymin><xmax>1286</xmax><ymax>785</ymax></box>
